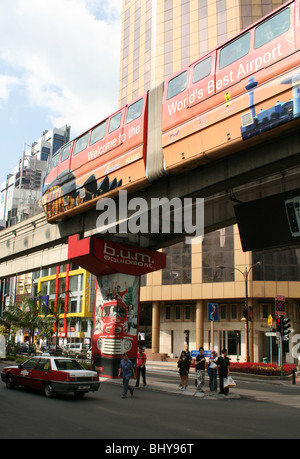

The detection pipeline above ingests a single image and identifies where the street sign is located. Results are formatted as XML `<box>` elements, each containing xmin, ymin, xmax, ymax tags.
<box><xmin>265</xmin><ymin>332</ymin><xmax>281</xmax><ymax>337</ymax></box>
<box><xmin>208</xmin><ymin>303</ymin><xmax>219</xmax><ymax>321</ymax></box>
<box><xmin>191</xmin><ymin>350</ymin><xmax>212</xmax><ymax>358</ymax></box>
<box><xmin>268</xmin><ymin>314</ymin><xmax>273</xmax><ymax>326</ymax></box>
<box><xmin>275</xmin><ymin>295</ymin><xmax>286</xmax><ymax>316</ymax></box>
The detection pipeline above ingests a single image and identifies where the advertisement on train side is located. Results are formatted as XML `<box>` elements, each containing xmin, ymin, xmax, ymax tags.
<box><xmin>41</xmin><ymin>1</ymin><xmax>300</xmax><ymax>223</ymax></box>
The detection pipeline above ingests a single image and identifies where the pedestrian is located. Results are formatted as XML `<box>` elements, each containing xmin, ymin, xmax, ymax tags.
<box><xmin>135</xmin><ymin>347</ymin><xmax>147</xmax><ymax>387</ymax></box>
<box><xmin>177</xmin><ymin>350</ymin><xmax>190</xmax><ymax>390</ymax></box>
<box><xmin>184</xmin><ymin>343</ymin><xmax>192</xmax><ymax>363</ymax></box>
<box><xmin>118</xmin><ymin>353</ymin><xmax>135</xmax><ymax>398</ymax></box>
<box><xmin>195</xmin><ymin>346</ymin><xmax>206</xmax><ymax>392</ymax></box>
<box><xmin>216</xmin><ymin>348</ymin><xmax>230</xmax><ymax>395</ymax></box>
<box><xmin>208</xmin><ymin>350</ymin><xmax>218</xmax><ymax>392</ymax></box>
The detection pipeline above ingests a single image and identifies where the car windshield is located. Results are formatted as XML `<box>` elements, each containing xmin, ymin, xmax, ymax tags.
<box><xmin>54</xmin><ymin>359</ymin><xmax>84</xmax><ymax>370</ymax></box>
<box><xmin>102</xmin><ymin>305</ymin><xmax>126</xmax><ymax>317</ymax></box>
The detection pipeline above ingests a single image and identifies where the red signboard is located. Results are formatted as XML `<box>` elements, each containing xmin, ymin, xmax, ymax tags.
<box><xmin>68</xmin><ymin>234</ymin><xmax>166</xmax><ymax>277</ymax></box>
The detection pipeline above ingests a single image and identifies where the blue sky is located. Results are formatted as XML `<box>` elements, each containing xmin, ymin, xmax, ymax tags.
<box><xmin>0</xmin><ymin>0</ymin><xmax>122</xmax><ymax>186</ymax></box>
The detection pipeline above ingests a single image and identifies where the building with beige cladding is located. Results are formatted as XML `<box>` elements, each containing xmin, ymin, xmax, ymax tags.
<box><xmin>119</xmin><ymin>0</ymin><xmax>300</xmax><ymax>363</ymax></box>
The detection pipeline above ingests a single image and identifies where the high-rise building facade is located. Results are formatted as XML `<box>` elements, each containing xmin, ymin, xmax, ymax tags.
<box><xmin>0</xmin><ymin>125</ymin><xmax>70</xmax><ymax>228</ymax></box>
<box><xmin>119</xmin><ymin>0</ymin><xmax>299</xmax><ymax>363</ymax></box>
<box><xmin>119</xmin><ymin>0</ymin><xmax>286</xmax><ymax>106</ymax></box>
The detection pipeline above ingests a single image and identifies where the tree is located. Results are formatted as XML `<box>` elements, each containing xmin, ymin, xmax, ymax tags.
<box><xmin>3</xmin><ymin>295</ymin><xmax>45</xmax><ymax>357</ymax></box>
<box><xmin>39</xmin><ymin>299</ymin><xmax>65</xmax><ymax>353</ymax></box>
<box><xmin>38</xmin><ymin>290</ymin><xmax>72</xmax><ymax>354</ymax></box>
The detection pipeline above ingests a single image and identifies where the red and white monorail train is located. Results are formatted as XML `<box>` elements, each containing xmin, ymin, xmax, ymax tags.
<box><xmin>42</xmin><ymin>0</ymin><xmax>300</xmax><ymax>222</ymax></box>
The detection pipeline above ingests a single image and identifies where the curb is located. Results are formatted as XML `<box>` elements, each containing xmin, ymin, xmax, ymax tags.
<box><xmin>101</xmin><ymin>377</ymin><xmax>241</xmax><ymax>400</ymax></box>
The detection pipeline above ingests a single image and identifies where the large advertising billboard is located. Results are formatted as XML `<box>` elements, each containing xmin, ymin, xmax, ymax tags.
<box><xmin>93</xmin><ymin>273</ymin><xmax>140</xmax><ymax>378</ymax></box>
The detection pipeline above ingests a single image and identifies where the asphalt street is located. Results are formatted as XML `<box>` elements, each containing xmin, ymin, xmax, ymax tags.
<box><xmin>1</xmin><ymin>361</ymin><xmax>300</xmax><ymax>440</ymax></box>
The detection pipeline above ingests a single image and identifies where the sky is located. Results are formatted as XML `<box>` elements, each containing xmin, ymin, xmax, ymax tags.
<box><xmin>0</xmin><ymin>0</ymin><xmax>122</xmax><ymax>186</ymax></box>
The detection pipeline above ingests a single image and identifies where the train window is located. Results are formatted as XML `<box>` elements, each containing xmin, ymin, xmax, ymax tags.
<box><xmin>108</xmin><ymin>112</ymin><xmax>122</xmax><ymax>133</ymax></box>
<box><xmin>167</xmin><ymin>71</ymin><xmax>188</xmax><ymax>100</ymax></box>
<box><xmin>254</xmin><ymin>8</ymin><xmax>290</xmax><ymax>49</ymax></box>
<box><xmin>219</xmin><ymin>33</ymin><xmax>250</xmax><ymax>69</ymax></box>
<box><xmin>73</xmin><ymin>133</ymin><xmax>89</xmax><ymax>155</ymax></box>
<box><xmin>193</xmin><ymin>56</ymin><xmax>212</xmax><ymax>84</ymax></box>
<box><xmin>126</xmin><ymin>98</ymin><xmax>143</xmax><ymax>124</ymax></box>
<box><xmin>45</xmin><ymin>150</ymin><xmax>60</xmax><ymax>174</ymax></box>
<box><xmin>90</xmin><ymin>121</ymin><xmax>106</xmax><ymax>146</ymax></box>
<box><xmin>60</xmin><ymin>144</ymin><xmax>71</xmax><ymax>162</ymax></box>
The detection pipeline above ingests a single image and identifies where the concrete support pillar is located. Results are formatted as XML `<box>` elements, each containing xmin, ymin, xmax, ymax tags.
<box><xmin>152</xmin><ymin>301</ymin><xmax>160</xmax><ymax>353</ymax></box>
<box><xmin>196</xmin><ymin>300</ymin><xmax>204</xmax><ymax>349</ymax></box>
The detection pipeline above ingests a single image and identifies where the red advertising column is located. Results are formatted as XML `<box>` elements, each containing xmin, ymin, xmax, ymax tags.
<box><xmin>94</xmin><ymin>273</ymin><xmax>139</xmax><ymax>377</ymax></box>
<box><xmin>68</xmin><ymin>235</ymin><xmax>166</xmax><ymax>378</ymax></box>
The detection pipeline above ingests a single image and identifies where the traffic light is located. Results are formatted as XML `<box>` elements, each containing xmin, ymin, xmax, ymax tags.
<box><xmin>276</xmin><ymin>317</ymin><xmax>282</xmax><ymax>334</ymax></box>
<box><xmin>282</xmin><ymin>317</ymin><xmax>292</xmax><ymax>337</ymax></box>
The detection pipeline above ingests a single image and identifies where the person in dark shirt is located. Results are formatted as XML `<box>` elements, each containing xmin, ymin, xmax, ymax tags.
<box><xmin>216</xmin><ymin>348</ymin><xmax>230</xmax><ymax>395</ymax></box>
<box><xmin>118</xmin><ymin>353</ymin><xmax>135</xmax><ymax>398</ymax></box>
<box><xmin>195</xmin><ymin>347</ymin><xmax>206</xmax><ymax>392</ymax></box>
<box><xmin>178</xmin><ymin>350</ymin><xmax>190</xmax><ymax>390</ymax></box>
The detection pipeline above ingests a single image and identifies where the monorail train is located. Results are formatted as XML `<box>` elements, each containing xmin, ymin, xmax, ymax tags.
<box><xmin>42</xmin><ymin>0</ymin><xmax>300</xmax><ymax>222</ymax></box>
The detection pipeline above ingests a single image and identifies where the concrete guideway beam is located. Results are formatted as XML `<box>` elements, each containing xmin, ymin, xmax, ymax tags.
<box><xmin>0</xmin><ymin>130</ymin><xmax>300</xmax><ymax>277</ymax></box>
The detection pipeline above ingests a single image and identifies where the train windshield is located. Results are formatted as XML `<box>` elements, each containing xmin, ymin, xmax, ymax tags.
<box><xmin>45</xmin><ymin>149</ymin><xmax>61</xmax><ymax>176</ymax></box>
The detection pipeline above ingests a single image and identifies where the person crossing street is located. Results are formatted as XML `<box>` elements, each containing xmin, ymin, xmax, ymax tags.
<box><xmin>118</xmin><ymin>353</ymin><xmax>135</xmax><ymax>398</ymax></box>
<box><xmin>135</xmin><ymin>347</ymin><xmax>147</xmax><ymax>387</ymax></box>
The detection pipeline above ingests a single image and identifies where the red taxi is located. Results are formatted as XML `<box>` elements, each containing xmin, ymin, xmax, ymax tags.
<box><xmin>1</xmin><ymin>354</ymin><xmax>100</xmax><ymax>398</ymax></box>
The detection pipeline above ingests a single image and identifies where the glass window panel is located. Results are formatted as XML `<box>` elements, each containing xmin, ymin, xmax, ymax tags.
<box><xmin>126</xmin><ymin>98</ymin><xmax>143</xmax><ymax>124</ymax></box>
<box><xmin>228</xmin><ymin>331</ymin><xmax>240</xmax><ymax>355</ymax></box>
<box><xmin>255</xmin><ymin>8</ymin><xmax>290</xmax><ymax>49</ymax></box>
<box><xmin>90</xmin><ymin>121</ymin><xmax>106</xmax><ymax>146</ymax></box>
<box><xmin>58</xmin><ymin>278</ymin><xmax>66</xmax><ymax>295</ymax></box>
<box><xmin>231</xmin><ymin>304</ymin><xmax>237</xmax><ymax>319</ymax></box>
<box><xmin>219</xmin><ymin>33</ymin><xmax>250</xmax><ymax>69</ymax></box>
<box><xmin>162</xmin><ymin>242</ymin><xmax>191</xmax><ymax>285</ymax></box>
<box><xmin>69</xmin><ymin>275</ymin><xmax>79</xmax><ymax>292</ymax></box>
<box><xmin>220</xmin><ymin>304</ymin><xmax>227</xmax><ymax>319</ymax></box>
<box><xmin>262</xmin><ymin>304</ymin><xmax>269</xmax><ymax>319</ymax></box>
<box><xmin>23</xmin><ymin>359</ymin><xmax>38</xmax><ymax>370</ymax></box>
<box><xmin>108</xmin><ymin>112</ymin><xmax>122</xmax><ymax>133</ymax></box>
<box><xmin>166</xmin><ymin>306</ymin><xmax>171</xmax><ymax>320</ymax></box>
<box><xmin>70</xmin><ymin>299</ymin><xmax>78</xmax><ymax>313</ymax></box>
<box><xmin>253</xmin><ymin>248</ymin><xmax>300</xmax><ymax>281</ymax></box>
<box><xmin>202</xmin><ymin>227</ymin><xmax>234</xmax><ymax>283</ymax></box>
<box><xmin>193</xmin><ymin>56</ymin><xmax>212</xmax><ymax>83</ymax></box>
<box><xmin>49</xmin><ymin>279</ymin><xmax>56</xmax><ymax>295</ymax></box>
<box><xmin>40</xmin><ymin>281</ymin><xmax>48</xmax><ymax>296</ymax></box>
<box><xmin>167</xmin><ymin>71</ymin><xmax>188</xmax><ymax>100</ymax></box>
<box><xmin>60</xmin><ymin>144</ymin><xmax>71</xmax><ymax>162</ymax></box>
<box><xmin>73</xmin><ymin>133</ymin><xmax>89</xmax><ymax>155</ymax></box>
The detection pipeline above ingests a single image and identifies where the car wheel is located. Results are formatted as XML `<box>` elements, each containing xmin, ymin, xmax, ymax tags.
<box><xmin>43</xmin><ymin>382</ymin><xmax>54</xmax><ymax>398</ymax></box>
<box><xmin>6</xmin><ymin>374</ymin><xmax>15</xmax><ymax>389</ymax></box>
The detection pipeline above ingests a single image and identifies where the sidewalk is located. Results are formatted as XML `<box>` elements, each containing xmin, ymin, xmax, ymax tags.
<box><xmin>106</xmin><ymin>360</ymin><xmax>300</xmax><ymax>407</ymax></box>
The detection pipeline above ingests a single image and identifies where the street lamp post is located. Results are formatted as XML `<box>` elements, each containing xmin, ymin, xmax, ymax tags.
<box><xmin>217</xmin><ymin>261</ymin><xmax>262</xmax><ymax>362</ymax></box>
